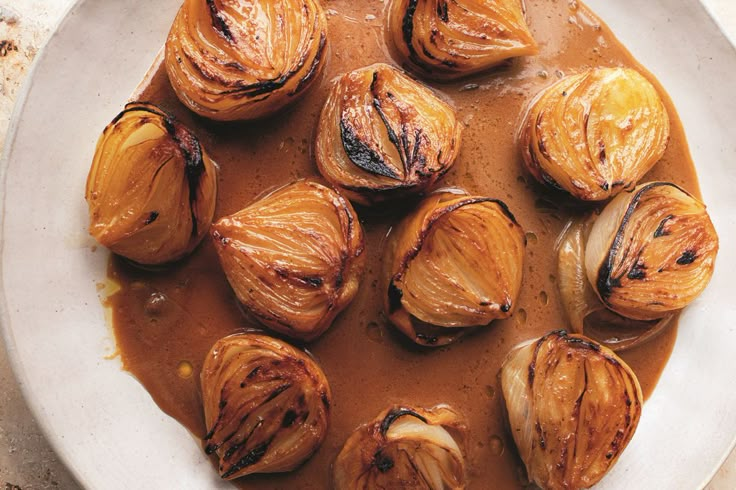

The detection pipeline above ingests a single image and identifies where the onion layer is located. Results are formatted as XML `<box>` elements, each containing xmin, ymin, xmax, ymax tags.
<box><xmin>520</xmin><ymin>67</ymin><xmax>670</xmax><ymax>201</ymax></box>
<box><xmin>85</xmin><ymin>102</ymin><xmax>217</xmax><ymax>265</ymax></box>
<box><xmin>165</xmin><ymin>0</ymin><xmax>328</xmax><ymax>121</ymax></box>
<box><xmin>556</xmin><ymin>216</ymin><xmax>673</xmax><ymax>351</ymax></box>
<box><xmin>201</xmin><ymin>333</ymin><xmax>331</xmax><ymax>479</ymax></box>
<box><xmin>585</xmin><ymin>182</ymin><xmax>719</xmax><ymax>321</ymax></box>
<box><xmin>211</xmin><ymin>180</ymin><xmax>365</xmax><ymax>341</ymax></box>
<box><xmin>333</xmin><ymin>405</ymin><xmax>466</xmax><ymax>489</ymax></box>
<box><xmin>386</xmin><ymin>0</ymin><xmax>538</xmax><ymax>80</ymax></box>
<box><xmin>316</xmin><ymin>63</ymin><xmax>462</xmax><ymax>206</ymax></box>
<box><xmin>384</xmin><ymin>190</ymin><xmax>525</xmax><ymax>346</ymax></box>
<box><xmin>500</xmin><ymin>330</ymin><xmax>642</xmax><ymax>490</ymax></box>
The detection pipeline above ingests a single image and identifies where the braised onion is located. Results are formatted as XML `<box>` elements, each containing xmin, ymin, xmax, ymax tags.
<box><xmin>386</xmin><ymin>0</ymin><xmax>538</xmax><ymax>80</ymax></box>
<box><xmin>520</xmin><ymin>67</ymin><xmax>670</xmax><ymax>201</ymax></box>
<box><xmin>500</xmin><ymin>330</ymin><xmax>642</xmax><ymax>490</ymax></box>
<box><xmin>211</xmin><ymin>180</ymin><xmax>365</xmax><ymax>341</ymax></box>
<box><xmin>333</xmin><ymin>405</ymin><xmax>466</xmax><ymax>489</ymax></box>
<box><xmin>384</xmin><ymin>190</ymin><xmax>525</xmax><ymax>346</ymax></box>
<box><xmin>201</xmin><ymin>333</ymin><xmax>331</xmax><ymax>479</ymax></box>
<box><xmin>315</xmin><ymin>63</ymin><xmax>462</xmax><ymax>206</ymax></box>
<box><xmin>85</xmin><ymin>102</ymin><xmax>217</xmax><ymax>265</ymax></box>
<box><xmin>585</xmin><ymin>182</ymin><xmax>718</xmax><ymax>321</ymax></box>
<box><xmin>165</xmin><ymin>0</ymin><xmax>328</xmax><ymax>121</ymax></box>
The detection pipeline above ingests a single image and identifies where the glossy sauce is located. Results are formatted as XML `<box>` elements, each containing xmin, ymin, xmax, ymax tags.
<box><xmin>107</xmin><ymin>1</ymin><xmax>700</xmax><ymax>488</ymax></box>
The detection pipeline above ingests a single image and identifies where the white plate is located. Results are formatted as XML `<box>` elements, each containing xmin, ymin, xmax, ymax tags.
<box><xmin>1</xmin><ymin>0</ymin><xmax>735</xmax><ymax>488</ymax></box>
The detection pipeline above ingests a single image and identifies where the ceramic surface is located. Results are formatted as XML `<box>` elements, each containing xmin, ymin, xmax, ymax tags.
<box><xmin>1</xmin><ymin>0</ymin><xmax>734</xmax><ymax>488</ymax></box>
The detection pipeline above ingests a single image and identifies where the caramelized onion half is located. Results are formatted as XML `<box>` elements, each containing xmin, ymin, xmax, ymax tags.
<box><xmin>315</xmin><ymin>63</ymin><xmax>462</xmax><ymax>206</ymax></box>
<box><xmin>85</xmin><ymin>102</ymin><xmax>217</xmax><ymax>265</ymax></box>
<box><xmin>386</xmin><ymin>0</ymin><xmax>538</xmax><ymax>80</ymax></box>
<box><xmin>165</xmin><ymin>0</ymin><xmax>328</xmax><ymax>121</ymax></box>
<box><xmin>557</xmin><ymin>216</ymin><xmax>673</xmax><ymax>351</ymax></box>
<box><xmin>333</xmin><ymin>405</ymin><xmax>466</xmax><ymax>489</ymax></box>
<box><xmin>585</xmin><ymin>182</ymin><xmax>718</xmax><ymax>321</ymax></box>
<box><xmin>211</xmin><ymin>180</ymin><xmax>365</xmax><ymax>341</ymax></box>
<box><xmin>500</xmin><ymin>330</ymin><xmax>642</xmax><ymax>490</ymax></box>
<box><xmin>520</xmin><ymin>67</ymin><xmax>670</xmax><ymax>201</ymax></box>
<box><xmin>384</xmin><ymin>190</ymin><xmax>525</xmax><ymax>346</ymax></box>
<box><xmin>201</xmin><ymin>333</ymin><xmax>331</xmax><ymax>479</ymax></box>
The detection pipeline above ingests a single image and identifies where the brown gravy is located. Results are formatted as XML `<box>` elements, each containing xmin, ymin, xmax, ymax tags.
<box><xmin>106</xmin><ymin>0</ymin><xmax>700</xmax><ymax>487</ymax></box>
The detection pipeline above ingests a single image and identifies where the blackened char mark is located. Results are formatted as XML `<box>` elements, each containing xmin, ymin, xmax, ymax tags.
<box><xmin>167</xmin><ymin>120</ymin><xmax>206</xmax><ymax>238</ymax></box>
<box><xmin>379</xmin><ymin>407</ymin><xmax>427</xmax><ymax>436</ymax></box>
<box><xmin>206</xmin><ymin>0</ymin><xmax>235</xmax><ymax>42</ymax></box>
<box><xmin>677</xmin><ymin>249</ymin><xmax>697</xmax><ymax>265</ymax></box>
<box><xmin>402</xmin><ymin>0</ymin><xmax>423</xmax><ymax>66</ymax></box>
<box><xmin>221</xmin><ymin>439</ymin><xmax>271</xmax><ymax>479</ymax></box>
<box><xmin>340</xmin><ymin>119</ymin><xmax>400</xmax><ymax>179</ymax></box>
<box><xmin>373</xmin><ymin>450</ymin><xmax>395</xmax><ymax>473</ymax></box>
<box><xmin>144</xmin><ymin>211</ymin><xmax>159</xmax><ymax>225</ymax></box>
<box><xmin>654</xmin><ymin>214</ymin><xmax>674</xmax><ymax>238</ymax></box>
<box><xmin>437</xmin><ymin>1</ymin><xmax>449</xmax><ymax>22</ymax></box>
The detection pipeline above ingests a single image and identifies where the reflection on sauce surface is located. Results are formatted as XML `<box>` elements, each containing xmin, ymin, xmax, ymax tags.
<box><xmin>107</xmin><ymin>0</ymin><xmax>699</xmax><ymax>487</ymax></box>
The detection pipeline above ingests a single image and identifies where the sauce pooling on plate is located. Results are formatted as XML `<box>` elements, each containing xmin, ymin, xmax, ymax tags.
<box><xmin>106</xmin><ymin>0</ymin><xmax>700</xmax><ymax>487</ymax></box>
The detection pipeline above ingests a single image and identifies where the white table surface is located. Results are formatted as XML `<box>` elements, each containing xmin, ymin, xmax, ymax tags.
<box><xmin>0</xmin><ymin>0</ymin><xmax>734</xmax><ymax>488</ymax></box>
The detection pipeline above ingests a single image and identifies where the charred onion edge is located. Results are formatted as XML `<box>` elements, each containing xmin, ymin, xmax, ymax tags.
<box><xmin>182</xmin><ymin>4</ymin><xmax>327</xmax><ymax>99</ymax></box>
<box><xmin>594</xmin><ymin>182</ymin><xmax>691</xmax><ymax>302</ymax></box>
<box><xmin>90</xmin><ymin>101</ymin><xmax>212</xmax><ymax>258</ymax></box>
<box><xmin>388</xmin><ymin>196</ymin><xmax>520</xmax><ymax>315</ymax></box>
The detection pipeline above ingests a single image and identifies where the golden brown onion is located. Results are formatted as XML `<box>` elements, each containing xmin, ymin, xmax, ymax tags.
<box><xmin>386</xmin><ymin>0</ymin><xmax>538</xmax><ymax>80</ymax></box>
<box><xmin>500</xmin><ymin>330</ymin><xmax>642</xmax><ymax>490</ymax></box>
<box><xmin>333</xmin><ymin>405</ymin><xmax>466</xmax><ymax>489</ymax></box>
<box><xmin>211</xmin><ymin>180</ymin><xmax>365</xmax><ymax>341</ymax></box>
<box><xmin>165</xmin><ymin>0</ymin><xmax>328</xmax><ymax>121</ymax></box>
<box><xmin>520</xmin><ymin>67</ymin><xmax>670</xmax><ymax>201</ymax></box>
<box><xmin>315</xmin><ymin>63</ymin><xmax>462</xmax><ymax>206</ymax></box>
<box><xmin>556</xmin><ymin>215</ymin><xmax>673</xmax><ymax>351</ymax></box>
<box><xmin>85</xmin><ymin>102</ymin><xmax>217</xmax><ymax>265</ymax></box>
<box><xmin>201</xmin><ymin>333</ymin><xmax>331</xmax><ymax>479</ymax></box>
<box><xmin>384</xmin><ymin>190</ymin><xmax>525</xmax><ymax>346</ymax></box>
<box><xmin>585</xmin><ymin>182</ymin><xmax>718</xmax><ymax>321</ymax></box>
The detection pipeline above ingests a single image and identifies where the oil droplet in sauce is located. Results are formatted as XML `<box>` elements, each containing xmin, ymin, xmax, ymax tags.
<box><xmin>177</xmin><ymin>361</ymin><xmax>193</xmax><ymax>379</ymax></box>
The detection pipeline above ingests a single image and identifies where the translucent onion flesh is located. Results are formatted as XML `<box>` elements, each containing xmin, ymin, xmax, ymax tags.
<box><xmin>386</xmin><ymin>0</ymin><xmax>538</xmax><ymax>80</ymax></box>
<box><xmin>333</xmin><ymin>405</ymin><xmax>466</xmax><ymax>489</ymax></box>
<box><xmin>585</xmin><ymin>182</ymin><xmax>719</xmax><ymax>321</ymax></box>
<box><xmin>211</xmin><ymin>180</ymin><xmax>365</xmax><ymax>341</ymax></box>
<box><xmin>315</xmin><ymin>63</ymin><xmax>462</xmax><ymax>206</ymax></box>
<box><xmin>500</xmin><ymin>330</ymin><xmax>643</xmax><ymax>490</ymax></box>
<box><xmin>520</xmin><ymin>67</ymin><xmax>670</xmax><ymax>201</ymax></box>
<box><xmin>556</xmin><ymin>216</ymin><xmax>673</xmax><ymax>351</ymax></box>
<box><xmin>201</xmin><ymin>333</ymin><xmax>331</xmax><ymax>479</ymax></box>
<box><xmin>165</xmin><ymin>0</ymin><xmax>328</xmax><ymax>121</ymax></box>
<box><xmin>85</xmin><ymin>102</ymin><xmax>217</xmax><ymax>265</ymax></box>
<box><xmin>384</xmin><ymin>190</ymin><xmax>525</xmax><ymax>346</ymax></box>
